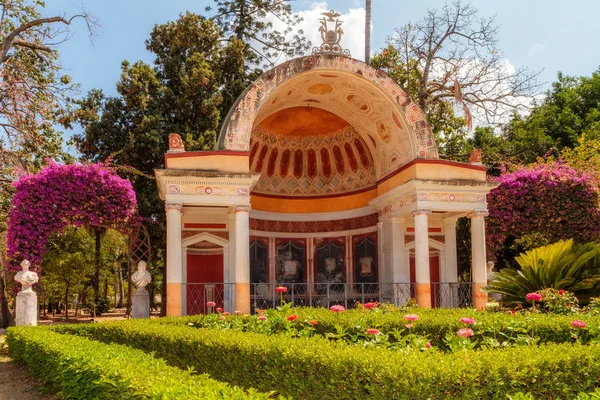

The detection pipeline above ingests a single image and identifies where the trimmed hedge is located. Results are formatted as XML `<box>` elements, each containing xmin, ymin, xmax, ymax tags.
<box><xmin>7</xmin><ymin>327</ymin><xmax>278</xmax><ymax>399</ymax></box>
<box><xmin>150</xmin><ymin>307</ymin><xmax>600</xmax><ymax>349</ymax></box>
<box><xmin>55</xmin><ymin>320</ymin><xmax>600</xmax><ymax>399</ymax></box>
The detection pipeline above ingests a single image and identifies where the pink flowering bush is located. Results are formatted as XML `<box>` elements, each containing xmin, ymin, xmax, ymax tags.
<box><xmin>487</xmin><ymin>162</ymin><xmax>600</xmax><ymax>264</ymax></box>
<box><xmin>6</xmin><ymin>162</ymin><xmax>138</xmax><ymax>274</ymax></box>
<box><xmin>366</xmin><ymin>328</ymin><xmax>380</xmax><ymax>335</ymax></box>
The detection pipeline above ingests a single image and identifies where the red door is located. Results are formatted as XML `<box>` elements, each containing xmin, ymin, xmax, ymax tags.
<box><xmin>409</xmin><ymin>255</ymin><xmax>440</xmax><ymax>307</ymax></box>
<box><xmin>186</xmin><ymin>253</ymin><xmax>224</xmax><ymax>315</ymax></box>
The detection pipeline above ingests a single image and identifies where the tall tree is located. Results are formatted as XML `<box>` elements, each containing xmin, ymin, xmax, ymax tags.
<box><xmin>0</xmin><ymin>0</ymin><xmax>94</xmax><ymax>328</ymax></box>
<box><xmin>365</xmin><ymin>0</ymin><xmax>371</xmax><ymax>64</ymax></box>
<box><xmin>206</xmin><ymin>0</ymin><xmax>310</xmax><ymax>67</ymax></box>
<box><xmin>69</xmin><ymin>13</ymin><xmax>247</xmax><ymax>315</ymax></box>
<box><xmin>374</xmin><ymin>0</ymin><xmax>542</xmax><ymax>128</ymax></box>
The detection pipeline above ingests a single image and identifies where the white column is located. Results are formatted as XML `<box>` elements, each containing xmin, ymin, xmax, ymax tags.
<box><xmin>228</xmin><ymin>212</ymin><xmax>237</xmax><ymax>311</ymax></box>
<box><xmin>470</xmin><ymin>210</ymin><xmax>489</xmax><ymax>309</ymax></box>
<box><xmin>234</xmin><ymin>205</ymin><xmax>250</xmax><ymax>314</ymax></box>
<box><xmin>165</xmin><ymin>203</ymin><xmax>183</xmax><ymax>316</ymax></box>
<box><xmin>443</xmin><ymin>217</ymin><xmax>458</xmax><ymax>308</ymax></box>
<box><xmin>412</xmin><ymin>209</ymin><xmax>431</xmax><ymax>308</ymax></box>
<box><xmin>390</xmin><ymin>216</ymin><xmax>408</xmax><ymax>306</ymax></box>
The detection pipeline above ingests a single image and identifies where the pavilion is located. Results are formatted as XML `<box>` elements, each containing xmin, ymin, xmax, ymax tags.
<box><xmin>155</xmin><ymin>22</ymin><xmax>497</xmax><ymax>315</ymax></box>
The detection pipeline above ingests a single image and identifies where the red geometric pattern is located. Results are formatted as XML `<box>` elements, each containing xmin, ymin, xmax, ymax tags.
<box><xmin>249</xmin><ymin>214</ymin><xmax>378</xmax><ymax>233</ymax></box>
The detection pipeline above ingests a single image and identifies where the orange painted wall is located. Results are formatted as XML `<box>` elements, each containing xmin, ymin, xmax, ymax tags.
<box><xmin>251</xmin><ymin>189</ymin><xmax>377</xmax><ymax>213</ymax></box>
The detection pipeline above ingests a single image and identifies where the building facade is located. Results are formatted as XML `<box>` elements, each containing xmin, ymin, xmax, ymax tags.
<box><xmin>155</xmin><ymin>54</ymin><xmax>497</xmax><ymax>316</ymax></box>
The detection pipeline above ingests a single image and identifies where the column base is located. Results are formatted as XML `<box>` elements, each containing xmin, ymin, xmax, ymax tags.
<box><xmin>132</xmin><ymin>289</ymin><xmax>150</xmax><ymax>319</ymax></box>
<box><xmin>235</xmin><ymin>283</ymin><xmax>250</xmax><ymax>314</ymax></box>
<box><xmin>166</xmin><ymin>283</ymin><xmax>182</xmax><ymax>316</ymax></box>
<box><xmin>16</xmin><ymin>291</ymin><xmax>37</xmax><ymax>326</ymax></box>
<box><xmin>473</xmin><ymin>283</ymin><xmax>488</xmax><ymax>310</ymax></box>
<box><xmin>416</xmin><ymin>283</ymin><xmax>431</xmax><ymax>308</ymax></box>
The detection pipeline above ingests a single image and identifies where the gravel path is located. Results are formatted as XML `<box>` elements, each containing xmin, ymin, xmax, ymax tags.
<box><xmin>0</xmin><ymin>335</ymin><xmax>54</xmax><ymax>400</ymax></box>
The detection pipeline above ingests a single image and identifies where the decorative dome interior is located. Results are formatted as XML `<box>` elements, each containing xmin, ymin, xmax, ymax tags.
<box><xmin>250</xmin><ymin>107</ymin><xmax>376</xmax><ymax>197</ymax></box>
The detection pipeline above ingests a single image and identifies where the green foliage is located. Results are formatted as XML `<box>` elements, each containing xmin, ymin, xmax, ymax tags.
<box><xmin>7</xmin><ymin>326</ymin><xmax>275</xmax><ymax>399</ymax></box>
<box><xmin>53</xmin><ymin>319</ymin><xmax>600</xmax><ymax>399</ymax></box>
<box><xmin>487</xmin><ymin>240</ymin><xmax>600</xmax><ymax>303</ymax></box>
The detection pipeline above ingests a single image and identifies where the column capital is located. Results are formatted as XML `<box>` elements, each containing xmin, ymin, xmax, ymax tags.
<box><xmin>235</xmin><ymin>205</ymin><xmax>250</xmax><ymax>213</ymax></box>
<box><xmin>165</xmin><ymin>202</ymin><xmax>182</xmax><ymax>212</ymax></box>
<box><xmin>468</xmin><ymin>210</ymin><xmax>489</xmax><ymax>218</ymax></box>
<box><xmin>411</xmin><ymin>209</ymin><xmax>431</xmax><ymax>217</ymax></box>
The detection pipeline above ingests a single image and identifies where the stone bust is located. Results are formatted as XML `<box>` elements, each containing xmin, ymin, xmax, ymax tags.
<box><xmin>131</xmin><ymin>261</ymin><xmax>151</xmax><ymax>291</ymax></box>
<box><xmin>14</xmin><ymin>260</ymin><xmax>39</xmax><ymax>292</ymax></box>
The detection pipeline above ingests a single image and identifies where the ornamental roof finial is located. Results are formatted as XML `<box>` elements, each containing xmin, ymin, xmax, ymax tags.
<box><xmin>312</xmin><ymin>10</ymin><xmax>350</xmax><ymax>56</ymax></box>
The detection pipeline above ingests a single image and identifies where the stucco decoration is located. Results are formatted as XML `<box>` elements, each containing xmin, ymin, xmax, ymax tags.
<box><xmin>249</xmin><ymin>112</ymin><xmax>376</xmax><ymax>196</ymax></box>
<box><xmin>217</xmin><ymin>55</ymin><xmax>438</xmax><ymax>179</ymax></box>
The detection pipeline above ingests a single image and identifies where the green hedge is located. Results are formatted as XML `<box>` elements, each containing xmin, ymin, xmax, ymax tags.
<box><xmin>150</xmin><ymin>308</ymin><xmax>600</xmax><ymax>349</ymax></box>
<box><xmin>54</xmin><ymin>320</ymin><xmax>600</xmax><ymax>399</ymax></box>
<box><xmin>7</xmin><ymin>326</ymin><xmax>278</xmax><ymax>399</ymax></box>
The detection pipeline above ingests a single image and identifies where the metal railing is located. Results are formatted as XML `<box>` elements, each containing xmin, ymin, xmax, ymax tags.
<box><xmin>183</xmin><ymin>282</ymin><xmax>473</xmax><ymax>315</ymax></box>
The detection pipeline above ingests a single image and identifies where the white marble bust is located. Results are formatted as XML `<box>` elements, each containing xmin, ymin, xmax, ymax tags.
<box><xmin>14</xmin><ymin>260</ymin><xmax>38</xmax><ymax>292</ymax></box>
<box><xmin>131</xmin><ymin>261</ymin><xmax>151</xmax><ymax>291</ymax></box>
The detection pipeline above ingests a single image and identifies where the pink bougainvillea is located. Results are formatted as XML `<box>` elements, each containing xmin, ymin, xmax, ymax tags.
<box><xmin>6</xmin><ymin>162</ymin><xmax>138</xmax><ymax>273</ymax></box>
<box><xmin>487</xmin><ymin>162</ymin><xmax>600</xmax><ymax>258</ymax></box>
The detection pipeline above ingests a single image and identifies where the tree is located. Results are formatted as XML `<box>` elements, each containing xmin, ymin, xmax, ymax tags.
<box><xmin>69</xmin><ymin>13</ymin><xmax>247</xmax><ymax>315</ymax></box>
<box><xmin>206</xmin><ymin>0</ymin><xmax>309</xmax><ymax>67</ymax></box>
<box><xmin>503</xmin><ymin>68</ymin><xmax>600</xmax><ymax>164</ymax></box>
<box><xmin>373</xmin><ymin>0</ymin><xmax>541</xmax><ymax>129</ymax></box>
<box><xmin>486</xmin><ymin>162</ymin><xmax>600</xmax><ymax>270</ymax></box>
<box><xmin>562</xmin><ymin>134</ymin><xmax>600</xmax><ymax>187</ymax></box>
<box><xmin>0</xmin><ymin>0</ymin><xmax>95</xmax><ymax>328</ymax></box>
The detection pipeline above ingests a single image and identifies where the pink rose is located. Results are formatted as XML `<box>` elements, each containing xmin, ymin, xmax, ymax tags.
<box><xmin>366</xmin><ymin>328</ymin><xmax>380</xmax><ymax>335</ymax></box>
<box><xmin>457</xmin><ymin>328</ymin><xmax>474</xmax><ymax>338</ymax></box>
<box><xmin>404</xmin><ymin>314</ymin><xmax>419</xmax><ymax>322</ymax></box>
<box><xmin>571</xmin><ymin>320</ymin><xmax>586</xmax><ymax>329</ymax></box>
<box><xmin>460</xmin><ymin>317</ymin><xmax>476</xmax><ymax>325</ymax></box>
<box><xmin>525</xmin><ymin>293</ymin><xmax>542</xmax><ymax>302</ymax></box>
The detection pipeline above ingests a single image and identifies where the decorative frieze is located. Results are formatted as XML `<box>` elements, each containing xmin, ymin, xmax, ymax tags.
<box><xmin>249</xmin><ymin>213</ymin><xmax>378</xmax><ymax>233</ymax></box>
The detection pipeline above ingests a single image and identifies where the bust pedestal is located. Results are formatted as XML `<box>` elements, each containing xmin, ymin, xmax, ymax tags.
<box><xmin>16</xmin><ymin>290</ymin><xmax>37</xmax><ymax>326</ymax></box>
<box><xmin>132</xmin><ymin>288</ymin><xmax>150</xmax><ymax>319</ymax></box>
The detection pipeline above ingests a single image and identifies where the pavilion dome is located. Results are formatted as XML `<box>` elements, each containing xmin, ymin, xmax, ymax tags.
<box><xmin>250</xmin><ymin>107</ymin><xmax>376</xmax><ymax>197</ymax></box>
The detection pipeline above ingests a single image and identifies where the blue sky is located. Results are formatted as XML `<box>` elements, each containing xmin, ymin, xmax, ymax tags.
<box><xmin>43</xmin><ymin>1</ymin><xmax>600</xmax><ymax>110</ymax></box>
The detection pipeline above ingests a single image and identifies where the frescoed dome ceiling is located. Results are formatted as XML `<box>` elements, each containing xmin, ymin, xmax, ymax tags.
<box><xmin>250</xmin><ymin>107</ymin><xmax>376</xmax><ymax>197</ymax></box>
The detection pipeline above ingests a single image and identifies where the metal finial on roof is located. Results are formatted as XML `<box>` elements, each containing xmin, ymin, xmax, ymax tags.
<box><xmin>312</xmin><ymin>10</ymin><xmax>350</xmax><ymax>56</ymax></box>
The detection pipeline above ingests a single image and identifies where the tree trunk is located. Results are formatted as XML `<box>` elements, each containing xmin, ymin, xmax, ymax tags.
<box><xmin>126</xmin><ymin>261</ymin><xmax>133</xmax><ymax>317</ymax></box>
<box><xmin>117</xmin><ymin>264</ymin><xmax>124</xmax><ymax>308</ymax></box>
<box><xmin>64</xmin><ymin>283</ymin><xmax>70</xmax><ymax>321</ymax></box>
<box><xmin>93</xmin><ymin>228</ymin><xmax>101</xmax><ymax>318</ymax></box>
<box><xmin>236</xmin><ymin>0</ymin><xmax>246</xmax><ymax>41</ymax></box>
<box><xmin>0</xmin><ymin>251</ymin><xmax>13</xmax><ymax>328</ymax></box>
<box><xmin>103</xmin><ymin>278</ymin><xmax>108</xmax><ymax>300</ymax></box>
<box><xmin>365</xmin><ymin>0</ymin><xmax>372</xmax><ymax>64</ymax></box>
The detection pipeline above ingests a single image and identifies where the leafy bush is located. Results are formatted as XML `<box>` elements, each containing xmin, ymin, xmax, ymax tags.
<box><xmin>150</xmin><ymin>306</ymin><xmax>600</xmax><ymax>350</ymax></box>
<box><xmin>486</xmin><ymin>240</ymin><xmax>600</xmax><ymax>303</ymax></box>
<box><xmin>54</xmin><ymin>320</ymin><xmax>600</xmax><ymax>399</ymax></box>
<box><xmin>7</xmin><ymin>326</ymin><xmax>277</xmax><ymax>399</ymax></box>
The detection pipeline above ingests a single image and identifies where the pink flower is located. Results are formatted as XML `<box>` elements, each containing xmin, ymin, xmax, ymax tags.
<box><xmin>571</xmin><ymin>320</ymin><xmax>586</xmax><ymax>329</ymax></box>
<box><xmin>525</xmin><ymin>293</ymin><xmax>542</xmax><ymax>302</ymax></box>
<box><xmin>330</xmin><ymin>305</ymin><xmax>345</xmax><ymax>312</ymax></box>
<box><xmin>308</xmin><ymin>320</ymin><xmax>319</xmax><ymax>326</ymax></box>
<box><xmin>363</xmin><ymin>302</ymin><xmax>378</xmax><ymax>309</ymax></box>
<box><xmin>460</xmin><ymin>317</ymin><xmax>476</xmax><ymax>325</ymax></box>
<box><xmin>510</xmin><ymin>310</ymin><xmax>516</xmax><ymax>315</ymax></box>
<box><xmin>258</xmin><ymin>315</ymin><xmax>267</xmax><ymax>321</ymax></box>
<box><xmin>234</xmin><ymin>310</ymin><xmax>242</xmax><ymax>316</ymax></box>
<box><xmin>457</xmin><ymin>328</ymin><xmax>474</xmax><ymax>338</ymax></box>
<box><xmin>426</xmin><ymin>342</ymin><xmax>432</xmax><ymax>349</ymax></box>
<box><xmin>287</xmin><ymin>315</ymin><xmax>298</xmax><ymax>321</ymax></box>
<box><xmin>207</xmin><ymin>301</ymin><xmax>216</xmax><ymax>307</ymax></box>
<box><xmin>216</xmin><ymin>307</ymin><xmax>223</xmax><ymax>313</ymax></box>
<box><xmin>404</xmin><ymin>324</ymin><xmax>413</xmax><ymax>329</ymax></box>
<box><xmin>366</xmin><ymin>328</ymin><xmax>380</xmax><ymax>335</ymax></box>
<box><xmin>275</xmin><ymin>286</ymin><xmax>288</xmax><ymax>293</ymax></box>
<box><xmin>404</xmin><ymin>314</ymin><xmax>419</xmax><ymax>322</ymax></box>
<box><xmin>559</xmin><ymin>289</ymin><xmax>565</xmax><ymax>295</ymax></box>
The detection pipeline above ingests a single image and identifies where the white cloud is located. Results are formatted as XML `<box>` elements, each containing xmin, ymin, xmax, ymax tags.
<box><xmin>263</xmin><ymin>2</ymin><xmax>366</xmax><ymax>64</ymax></box>
<box><xmin>528</xmin><ymin>43</ymin><xmax>546</xmax><ymax>58</ymax></box>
